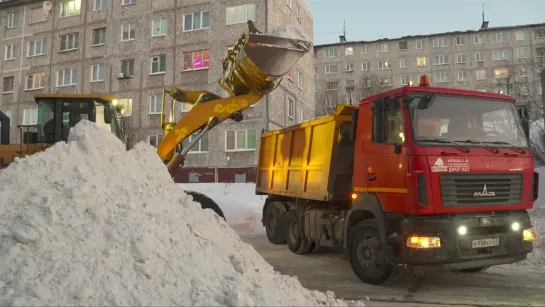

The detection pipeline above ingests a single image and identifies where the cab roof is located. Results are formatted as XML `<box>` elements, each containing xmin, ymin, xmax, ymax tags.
<box><xmin>34</xmin><ymin>93</ymin><xmax>117</xmax><ymax>103</ymax></box>
<box><xmin>359</xmin><ymin>85</ymin><xmax>516</xmax><ymax>106</ymax></box>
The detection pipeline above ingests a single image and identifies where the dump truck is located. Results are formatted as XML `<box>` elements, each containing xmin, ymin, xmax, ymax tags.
<box><xmin>257</xmin><ymin>75</ymin><xmax>537</xmax><ymax>285</ymax></box>
<box><xmin>0</xmin><ymin>20</ymin><xmax>311</xmax><ymax>219</ymax></box>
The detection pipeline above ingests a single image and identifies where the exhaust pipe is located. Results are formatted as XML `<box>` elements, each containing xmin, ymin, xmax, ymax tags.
<box><xmin>219</xmin><ymin>20</ymin><xmax>312</xmax><ymax>97</ymax></box>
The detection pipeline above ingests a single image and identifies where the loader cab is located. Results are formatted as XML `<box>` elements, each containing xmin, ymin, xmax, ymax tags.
<box><xmin>34</xmin><ymin>94</ymin><xmax>126</xmax><ymax>145</ymax></box>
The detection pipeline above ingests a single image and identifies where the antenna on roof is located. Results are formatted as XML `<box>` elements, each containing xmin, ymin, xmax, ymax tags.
<box><xmin>481</xmin><ymin>1</ymin><xmax>489</xmax><ymax>29</ymax></box>
<box><xmin>339</xmin><ymin>19</ymin><xmax>346</xmax><ymax>42</ymax></box>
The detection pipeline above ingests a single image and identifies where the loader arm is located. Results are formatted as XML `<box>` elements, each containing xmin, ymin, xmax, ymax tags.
<box><xmin>156</xmin><ymin>20</ymin><xmax>311</xmax><ymax>175</ymax></box>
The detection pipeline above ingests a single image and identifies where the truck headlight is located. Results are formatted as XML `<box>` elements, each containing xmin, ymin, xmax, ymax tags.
<box><xmin>523</xmin><ymin>228</ymin><xmax>536</xmax><ymax>242</ymax></box>
<box><xmin>406</xmin><ymin>235</ymin><xmax>441</xmax><ymax>249</ymax></box>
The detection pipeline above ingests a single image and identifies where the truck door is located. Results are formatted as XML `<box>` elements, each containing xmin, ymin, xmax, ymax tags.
<box><xmin>361</xmin><ymin>97</ymin><xmax>409</xmax><ymax>213</ymax></box>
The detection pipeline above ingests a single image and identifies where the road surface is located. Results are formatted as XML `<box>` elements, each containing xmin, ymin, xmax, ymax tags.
<box><xmin>241</xmin><ymin>235</ymin><xmax>545</xmax><ymax>307</ymax></box>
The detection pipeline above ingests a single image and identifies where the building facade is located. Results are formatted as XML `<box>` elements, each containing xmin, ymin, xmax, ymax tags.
<box><xmin>0</xmin><ymin>0</ymin><xmax>314</xmax><ymax>183</ymax></box>
<box><xmin>313</xmin><ymin>22</ymin><xmax>545</xmax><ymax>117</ymax></box>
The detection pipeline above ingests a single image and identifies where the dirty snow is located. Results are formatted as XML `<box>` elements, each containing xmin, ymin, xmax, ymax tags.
<box><xmin>0</xmin><ymin>120</ymin><xmax>365</xmax><ymax>306</ymax></box>
<box><xmin>271</xmin><ymin>24</ymin><xmax>311</xmax><ymax>42</ymax></box>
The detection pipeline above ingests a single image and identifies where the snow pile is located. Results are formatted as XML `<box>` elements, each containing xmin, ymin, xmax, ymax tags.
<box><xmin>0</xmin><ymin>120</ymin><xmax>363</xmax><ymax>306</ymax></box>
<box><xmin>271</xmin><ymin>24</ymin><xmax>311</xmax><ymax>42</ymax></box>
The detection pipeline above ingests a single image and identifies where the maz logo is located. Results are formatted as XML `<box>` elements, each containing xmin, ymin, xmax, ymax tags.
<box><xmin>474</xmin><ymin>184</ymin><xmax>496</xmax><ymax>197</ymax></box>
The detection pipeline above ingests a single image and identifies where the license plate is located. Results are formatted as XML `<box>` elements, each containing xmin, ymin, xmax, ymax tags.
<box><xmin>472</xmin><ymin>238</ymin><xmax>500</xmax><ymax>248</ymax></box>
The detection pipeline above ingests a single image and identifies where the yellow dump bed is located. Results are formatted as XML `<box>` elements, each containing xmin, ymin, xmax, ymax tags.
<box><xmin>256</xmin><ymin>104</ymin><xmax>357</xmax><ymax>201</ymax></box>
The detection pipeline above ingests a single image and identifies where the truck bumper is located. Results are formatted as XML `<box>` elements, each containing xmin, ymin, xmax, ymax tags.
<box><xmin>392</xmin><ymin>210</ymin><xmax>534</xmax><ymax>271</ymax></box>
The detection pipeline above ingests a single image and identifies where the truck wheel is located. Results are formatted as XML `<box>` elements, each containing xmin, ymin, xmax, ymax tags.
<box><xmin>349</xmin><ymin>219</ymin><xmax>394</xmax><ymax>285</ymax></box>
<box><xmin>457</xmin><ymin>266</ymin><xmax>490</xmax><ymax>273</ymax></box>
<box><xmin>184</xmin><ymin>190</ymin><xmax>226</xmax><ymax>221</ymax></box>
<box><xmin>286</xmin><ymin>210</ymin><xmax>315</xmax><ymax>254</ymax></box>
<box><xmin>263</xmin><ymin>202</ymin><xmax>287</xmax><ymax>244</ymax></box>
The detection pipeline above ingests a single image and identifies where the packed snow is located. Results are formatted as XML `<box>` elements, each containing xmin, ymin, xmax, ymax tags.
<box><xmin>0</xmin><ymin>120</ymin><xmax>365</xmax><ymax>306</ymax></box>
<box><xmin>271</xmin><ymin>24</ymin><xmax>311</xmax><ymax>42</ymax></box>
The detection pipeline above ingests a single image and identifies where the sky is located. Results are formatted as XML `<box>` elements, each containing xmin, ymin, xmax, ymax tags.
<box><xmin>306</xmin><ymin>0</ymin><xmax>545</xmax><ymax>45</ymax></box>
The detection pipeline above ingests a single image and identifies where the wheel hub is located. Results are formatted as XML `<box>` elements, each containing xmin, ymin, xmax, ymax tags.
<box><xmin>356</xmin><ymin>236</ymin><xmax>383</xmax><ymax>271</ymax></box>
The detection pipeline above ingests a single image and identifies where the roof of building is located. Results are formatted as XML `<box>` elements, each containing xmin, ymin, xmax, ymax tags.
<box><xmin>313</xmin><ymin>22</ymin><xmax>545</xmax><ymax>49</ymax></box>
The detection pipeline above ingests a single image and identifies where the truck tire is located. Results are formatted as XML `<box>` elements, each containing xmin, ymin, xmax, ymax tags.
<box><xmin>286</xmin><ymin>210</ymin><xmax>315</xmax><ymax>254</ymax></box>
<box><xmin>349</xmin><ymin>219</ymin><xmax>395</xmax><ymax>285</ymax></box>
<box><xmin>263</xmin><ymin>202</ymin><xmax>287</xmax><ymax>244</ymax></box>
<box><xmin>185</xmin><ymin>190</ymin><xmax>226</xmax><ymax>221</ymax></box>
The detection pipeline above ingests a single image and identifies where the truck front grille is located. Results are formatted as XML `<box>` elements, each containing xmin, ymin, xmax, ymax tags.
<box><xmin>439</xmin><ymin>173</ymin><xmax>523</xmax><ymax>206</ymax></box>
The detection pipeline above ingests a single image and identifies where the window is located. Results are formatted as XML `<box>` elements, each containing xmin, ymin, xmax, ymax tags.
<box><xmin>400</xmin><ymin>75</ymin><xmax>409</xmax><ymax>85</ymax></box>
<box><xmin>183</xmin><ymin>50</ymin><xmax>210</xmax><ymax>70</ymax></box>
<box><xmin>345</xmin><ymin>47</ymin><xmax>353</xmax><ymax>56</ymax></box>
<box><xmin>296</xmin><ymin>4</ymin><xmax>301</xmax><ymax>22</ymax></box>
<box><xmin>287</xmin><ymin>70</ymin><xmax>294</xmax><ymax>80</ymax></box>
<box><xmin>226</xmin><ymin>3</ymin><xmax>256</xmax><ymax>25</ymax></box>
<box><xmin>346</xmin><ymin>79</ymin><xmax>355</xmax><ymax>87</ymax></box>
<box><xmin>537</xmin><ymin>47</ymin><xmax>545</xmax><ymax>57</ymax></box>
<box><xmin>60</xmin><ymin>33</ymin><xmax>79</xmax><ymax>51</ymax></box>
<box><xmin>475</xmin><ymin>52</ymin><xmax>485</xmax><ymax>62</ymax></box>
<box><xmin>92</xmin><ymin>28</ymin><xmax>106</xmax><ymax>45</ymax></box>
<box><xmin>416</xmin><ymin>57</ymin><xmax>426</xmax><ymax>67</ymax></box>
<box><xmin>28</xmin><ymin>38</ymin><xmax>47</xmax><ymax>57</ymax></box>
<box><xmin>493</xmin><ymin>50</ymin><xmax>509</xmax><ymax>61</ymax></box>
<box><xmin>415</xmin><ymin>40</ymin><xmax>423</xmax><ymax>49</ymax></box>
<box><xmin>536</xmin><ymin>30</ymin><xmax>545</xmax><ymax>39</ymax></box>
<box><xmin>26</xmin><ymin>72</ymin><xmax>44</xmax><ymax>90</ymax></box>
<box><xmin>91</xmin><ymin>63</ymin><xmax>104</xmax><ymax>82</ymax></box>
<box><xmin>346</xmin><ymin>63</ymin><xmax>354</xmax><ymax>71</ymax></box>
<box><xmin>516</xmin><ymin>48</ymin><xmax>528</xmax><ymax>58</ymax></box>
<box><xmin>121</xmin><ymin>59</ymin><xmax>135</xmax><ymax>76</ymax></box>
<box><xmin>287</xmin><ymin>97</ymin><xmax>295</xmax><ymax>119</ymax></box>
<box><xmin>493</xmin><ymin>32</ymin><xmax>507</xmax><ymax>42</ymax></box>
<box><xmin>515</xmin><ymin>31</ymin><xmax>525</xmax><ymax>41</ymax></box>
<box><xmin>7</xmin><ymin>12</ymin><xmax>18</xmax><ymax>28</ymax></box>
<box><xmin>149</xmin><ymin>94</ymin><xmax>161</xmax><ymax>114</ymax></box>
<box><xmin>474</xmin><ymin>34</ymin><xmax>483</xmax><ymax>44</ymax></box>
<box><xmin>372</xmin><ymin>101</ymin><xmax>403</xmax><ymax>144</ymax></box>
<box><xmin>494</xmin><ymin>68</ymin><xmax>508</xmax><ymax>79</ymax></box>
<box><xmin>2</xmin><ymin>77</ymin><xmax>14</xmax><ymax>93</ymax></box>
<box><xmin>182</xmin><ymin>133</ymin><xmax>209</xmax><ymax>153</ymax></box>
<box><xmin>297</xmin><ymin>71</ymin><xmax>303</xmax><ymax>89</ymax></box>
<box><xmin>434</xmin><ymin>54</ymin><xmax>448</xmax><ymax>65</ymax></box>
<box><xmin>56</xmin><ymin>68</ymin><xmax>77</xmax><ymax>86</ymax></box>
<box><xmin>433</xmin><ymin>37</ymin><xmax>446</xmax><ymax>47</ymax></box>
<box><xmin>152</xmin><ymin>18</ymin><xmax>168</xmax><ymax>37</ymax></box>
<box><xmin>0</xmin><ymin>110</ymin><xmax>12</xmax><ymax>128</ymax></box>
<box><xmin>60</xmin><ymin>0</ymin><xmax>81</xmax><ymax>17</ymax></box>
<box><xmin>380</xmin><ymin>77</ymin><xmax>391</xmax><ymax>86</ymax></box>
<box><xmin>183</xmin><ymin>11</ymin><xmax>210</xmax><ymax>31</ymax></box>
<box><xmin>225</xmin><ymin>130</ymin><xmax>256</xmax><ymax>151</ymax></box>
<box><xmin>361</xmin><ymin>45</ymin><xmax>369</xmax><ymax>54</ymax></box>
<box><xmin>326</xmin><ymin>81</ymin><xmax>339</xmax><ymax>90</ymax></box>
<box><xmin>399</xmin><ymin>41</ymin><xmax>408</xmax><ymax>50</ymax></box>
<box><xmin>23</xmin><ymin>108</ymin><xmax>38</xmax><ymax>125</ymax></box>
<box><xmin>122</xmin><ymin>0</ymin><xmax>136</xmax><ymax>5</ymax></box>
<box><xmin>457</xmin><ymin>53</ymin><xmax>466</xmax><ymax>64</ymax></box>
<box><xmin>456</xmin><ymin>36</ymin><xmax>465</xmax><ymax>45</ymax></box>
<box><xmin>30</xmin><ymin>7</ymin><xmax>44</xmax><ymax>24</ymax></box>
<box><xmin>377</xmin><ymin>43</ymin><xmax>388</xmax><ymax>53</ymax></box>
<box><xmin>151</xmin><ymin>55</ymin><xmax>166</xmax><ymax>74</ymax></box>
<box><xmin>286</xmin><ymin>0</ymin><xmax>292</xmax><ymax>9</ymax></box>
<box><xmin>5</xmin><ymin>44</ymin><xmax>16</xmax><ymax>60</ymax></box>
<box><xmin>378</xmin><ymin>60</ymin><xmax>391</xmax><ymax>69</ymax></box>
<box><xmin>518</xmin><ymin>68</ymin><xmax>527</xmax><ymax>78</ymax></box>
<box><xmin>434</xmin><ymin>72</ymin><xmax>448</xmax><ymax>83</ymax></box>
<box><xmin>399</xmin><ymin>58</ymin><xmax>408</xmax><ymax>68</ymax></box>
<box><xmin>117</xmin><ymin>98</ymin><xmax>133</xmax><ymax>116</ymax></box>
<box><xmin>148</xmin><ymin>135</ymin><xmax>163</xmax><ymax>147</ymax></box>
<box><xmin>122</xmin><ymin>23</ymin><xmax>136</xmax><ymax>41</ymax></box>
<box><xmin>362</xmin><ymin>61</ymin><xmax>371</xmax><ymax>70</ymax></box>
<box><xmin>325</xmin><ymin>64</ymin><xmax>339</xmax><ymax>74</ymax></box>
<box><xmin>327</xmin><ymin>97</ymin><xmax>337</xmax><ymax>108</ymax></box>
<box><xmin>94</xmin><ymin>0</ymin><xmax>108</xmax><ymax>11</ymax></box>
<box><xmin>476</xmin><ymin>70</ymin><xmax>486</xmax><ymax>80</ymax></box>
<box><xmin>457</xmin><ymin>71</ymin><xmax>468</xmax><ymax>82</ymax></box>
<box><xmin>297</xmin><ymin>106</ymin><xmax>303</xmax><ymax>124</ymax></box>
<box><xmin>324</xmin><ymin>48</ymin><xmax>338</xmax><ymax>57</ymax></box>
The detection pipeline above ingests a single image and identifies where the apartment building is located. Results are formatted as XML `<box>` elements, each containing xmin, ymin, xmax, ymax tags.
<box><xmin>313</xmin><ymin>22</ymin><xmax>545</xmax><ymax>117</ymax></box>
<box><xmin>0</xmin><ymin>0</ymin><xmax>314</xmax><ymax>183</ymax></box>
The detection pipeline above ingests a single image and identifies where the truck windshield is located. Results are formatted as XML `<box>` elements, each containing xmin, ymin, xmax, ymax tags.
<box><xmin>409</xmin><ymin>94</ymin><xmax>528</xmax><ymax>148</ymax></box>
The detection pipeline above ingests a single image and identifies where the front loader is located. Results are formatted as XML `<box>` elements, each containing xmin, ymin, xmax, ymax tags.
<box><xmin>0</xmin><ymin>20</ymin><xmax>312</xmax><ymax>219</ymax></box>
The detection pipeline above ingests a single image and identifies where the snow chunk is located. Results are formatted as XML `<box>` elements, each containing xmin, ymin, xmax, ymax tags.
<box><xmin>0</xmin><ymin>120</ymin><xmax>364</xmax><ymax>306</ymax></box>
<box><xmin>271</xmin><ymin>24</ymin><xmax>311</xmax><ymax>42</ymax></box>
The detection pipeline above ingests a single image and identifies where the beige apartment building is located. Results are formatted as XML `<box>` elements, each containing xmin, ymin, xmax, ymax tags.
<box><xmin>0</xmin><ymin>0</ymin><xmax>314</xmax><ymax>183</ymax></box>
<box><xmin>313</xmin><ymin>22</ymin><xmax>545</xmax><ymax>117</ymax></box>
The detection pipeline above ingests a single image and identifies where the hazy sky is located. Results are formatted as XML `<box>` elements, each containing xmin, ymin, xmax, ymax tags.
<box><xmin>307</xmin><ymin>0</ymin><xmax>545</xmax><ymax>45</ymax></box>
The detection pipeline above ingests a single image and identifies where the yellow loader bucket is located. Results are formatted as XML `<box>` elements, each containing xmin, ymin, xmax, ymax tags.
<box><xmin>219</xmin><ymin>20</ymin><xmax>312</xmax><ymax>97</ymax></box>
